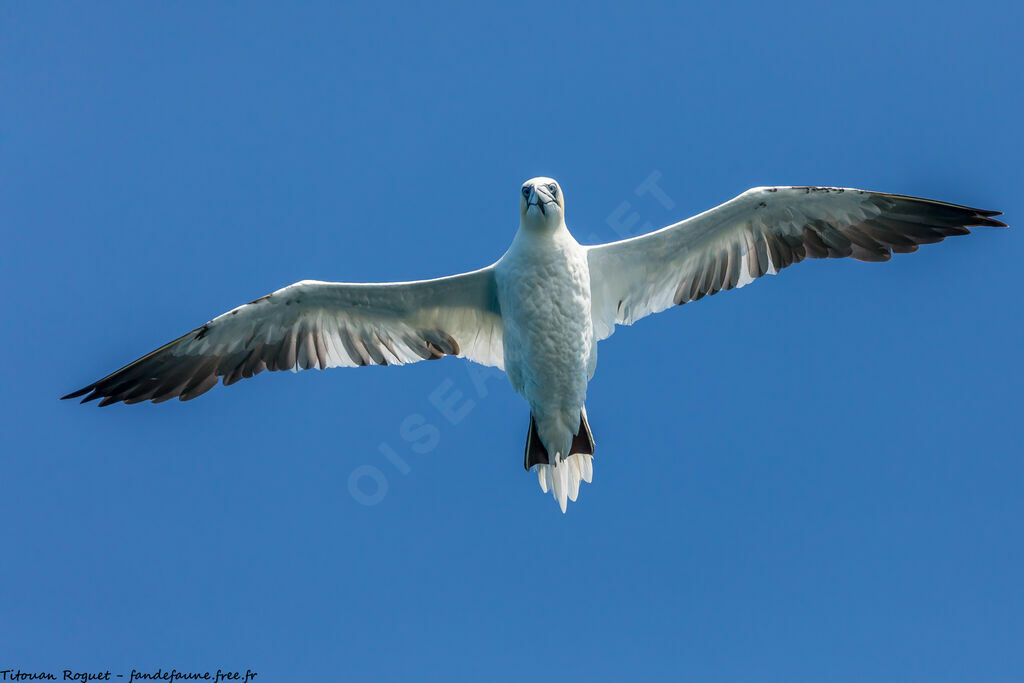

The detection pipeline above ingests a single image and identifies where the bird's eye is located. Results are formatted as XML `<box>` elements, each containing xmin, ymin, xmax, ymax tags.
<box><xmin>548</xmin><ymin>184</ymin><xmax>558</xmax><ymax>195</ymax></box>
<box><xmin>522</xmin><ymin>186</ymin><xmax>531</xmax><ymax>198</ymax></box>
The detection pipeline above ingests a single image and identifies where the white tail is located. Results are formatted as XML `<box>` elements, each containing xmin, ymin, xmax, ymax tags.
<box><xmin>534</xmin><ymin>452</ymin><xmax>594</xmax><ymax>513</ymax></box>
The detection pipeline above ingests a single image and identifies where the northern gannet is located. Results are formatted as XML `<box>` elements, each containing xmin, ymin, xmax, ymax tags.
<box><xmin>63</xmin><ymin>178</ymin><xmax>1006</xmax><ymax>511</ymax></box>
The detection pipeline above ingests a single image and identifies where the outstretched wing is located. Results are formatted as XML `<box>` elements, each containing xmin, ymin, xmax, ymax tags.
<box><xmin>64</xmin><ymin>267</ymin><xmax>503</xmax><ymax>406</ymax></box>
<box><xmin>587</xmin><ymin>186</ymin><xmax>1006</xmax><ymax>339</ymax></box>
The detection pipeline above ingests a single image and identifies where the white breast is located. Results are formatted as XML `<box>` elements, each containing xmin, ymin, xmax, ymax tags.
<box><xmin>495</xmin><ymin>227</ymin><xmax>596</xmax><ymax>454</ymax></box>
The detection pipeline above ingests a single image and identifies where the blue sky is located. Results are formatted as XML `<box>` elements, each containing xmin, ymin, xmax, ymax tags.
<box><xmin>2</xmin><ymin>1</ymin><xmax>1022</xmax><ymax>680</ymax></box>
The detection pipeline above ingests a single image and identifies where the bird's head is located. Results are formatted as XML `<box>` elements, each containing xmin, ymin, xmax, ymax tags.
<box><xmin>519</xmin><ymin>177</ymin><xmax>565</xmax><ymax>230</ymax></box>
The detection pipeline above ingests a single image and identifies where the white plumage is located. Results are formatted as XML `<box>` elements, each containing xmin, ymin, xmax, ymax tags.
<box><xmin>64</xmin><ymin>178</ymin><xmax>1006</xmax><ymax>512</ymax></box>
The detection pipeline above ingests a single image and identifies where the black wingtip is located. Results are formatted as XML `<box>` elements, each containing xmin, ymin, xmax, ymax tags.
<box><xmin>975</xmin><ymin>209</ymin><xmax>1007</xmax><ymax>228</ymax></box>
<box><xmin>61</xmin><ymin>386</ymin><xmax>93</xmax><ymax>400</ymax></box>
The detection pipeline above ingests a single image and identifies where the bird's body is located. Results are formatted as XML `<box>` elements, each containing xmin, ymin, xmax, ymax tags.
<box><xmin>496</xmin><ymin>214</ymin><xmax>596</xmax><ymax>504</ymax></box>
<box><xmin>64</xmin><ymin>177</ymin><xmax>1007</xmax><ymax>512</ymax></box>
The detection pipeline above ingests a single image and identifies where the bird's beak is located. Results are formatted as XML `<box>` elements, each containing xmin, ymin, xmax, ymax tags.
<box><xmin>525</xmin><ymin>186</ymin><xmax>543</xmax><ymax>216</ymax></box>
<box><xmin>528</xmin><ymin>186</ymin><xmax>555</xmax><ymax>217</ymax></box>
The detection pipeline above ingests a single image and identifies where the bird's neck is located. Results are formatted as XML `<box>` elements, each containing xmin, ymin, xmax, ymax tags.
<box><xmin>516</xmin><ymin>218</ymin><xmax>571</xmax><ymax>243</ymax></box>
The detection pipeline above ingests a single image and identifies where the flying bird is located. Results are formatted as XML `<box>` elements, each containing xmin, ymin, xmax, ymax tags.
<box><xmin>64</xmin><ymin>179</ymin><xmax>1006</xmax><ymax>511</ymax></box>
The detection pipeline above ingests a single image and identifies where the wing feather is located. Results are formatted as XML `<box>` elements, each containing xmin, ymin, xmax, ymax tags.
<box><xmin>588</xmin><ymin>186</ymin><xmax>1006</xmax><ymax>339</ymax></box>
<box><xmin>64</xmin><ymin>267</ymin><xmax>503</xmax><ymax>406</ymax></box>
